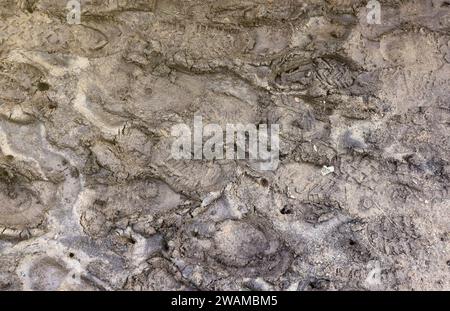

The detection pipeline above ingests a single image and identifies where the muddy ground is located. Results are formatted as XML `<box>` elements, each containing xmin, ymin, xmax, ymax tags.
<box><xmin>0</xmin><ymin>0</ymin><xmax>449</xmax><ymax>291</ymax></box>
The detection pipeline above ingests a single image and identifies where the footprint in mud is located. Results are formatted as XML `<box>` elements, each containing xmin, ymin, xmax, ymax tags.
<box><xmin>0</xmin><ymin>120</ymin><xmax>82</xmax><ymax>240</ymax></box>
<box><xmin>0</xmin><ymin>170</ymin><xmax>55</xmax><ymax>240</ymax></box>
<box><xmin>21</xmin><ymin>255</ymin><xmax>97</xmax><ymax>291</ymax></box>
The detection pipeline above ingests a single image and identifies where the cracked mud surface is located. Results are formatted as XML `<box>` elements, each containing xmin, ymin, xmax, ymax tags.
<box><xmin>0</xmin><ymin>0</ymin><xmax>449</xmax><ymax>291</ymax></box>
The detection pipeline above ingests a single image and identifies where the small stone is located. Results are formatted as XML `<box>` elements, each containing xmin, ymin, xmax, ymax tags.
<box><xmin>321</xmin><ymin>166</ymin><xmax>335</xmax><ymax>176</ymax></box>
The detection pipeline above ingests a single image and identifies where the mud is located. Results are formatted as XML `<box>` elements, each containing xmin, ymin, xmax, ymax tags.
<box><xmin>0</xmin><ymin>0</ymin><xmax>449</xmax><ymax>291</ymax></box>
